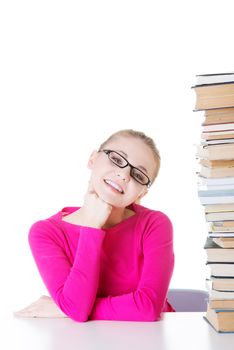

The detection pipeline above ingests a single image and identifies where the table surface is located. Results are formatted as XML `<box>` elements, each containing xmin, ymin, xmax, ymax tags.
<box><xmin>4</xmin><ymin>312</ymin><xmax>234</xmax><ymax>350</ymax></box>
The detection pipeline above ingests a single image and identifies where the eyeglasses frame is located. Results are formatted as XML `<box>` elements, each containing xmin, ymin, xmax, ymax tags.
<box><xmin>99</xmin><ymin>149</ymin><xmax>152</xmax><ymax>188</ymax></box>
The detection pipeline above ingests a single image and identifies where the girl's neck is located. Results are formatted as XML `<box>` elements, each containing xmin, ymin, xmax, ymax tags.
<box><xmin>61</xmin><ymin>204</ymin><xmax>136</xmax><ymax>229</ymax></box>
<box><xmin>102</xmin><ymin>205</ymin><xmax>135</xmax><ymax>229</ymax></box>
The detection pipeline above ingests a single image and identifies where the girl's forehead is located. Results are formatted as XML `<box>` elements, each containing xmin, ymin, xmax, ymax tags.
<box><xmin>104</xmin><ymin>137</ymin><xmax>155</xmax><ymax>168</ymax></box>
<box><xmin>106</xmin><ymin>136</ymin><xmax>143</xmax><ymax>149</ymax></box>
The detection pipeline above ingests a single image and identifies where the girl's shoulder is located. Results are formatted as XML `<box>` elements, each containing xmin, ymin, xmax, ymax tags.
<box><xmin>132</xmin><ymin>203</ymin><xmax>172</xmax><ymax>224</ymax></box>
<box><xmin>132</xmin><ymin>203</ymin><xmax>173</xmax><ymax>241</ymax></box>
<box><xmin>28</xmin><ymin>206</ymin><xmax>80</xmax><ymax>239</ymax></box>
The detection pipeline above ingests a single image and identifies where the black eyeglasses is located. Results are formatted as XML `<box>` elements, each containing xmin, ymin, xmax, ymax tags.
<box><xmin>99</xmin><ymin>149</ymin><xmax>152</xmax><ymax>188</ymax></box>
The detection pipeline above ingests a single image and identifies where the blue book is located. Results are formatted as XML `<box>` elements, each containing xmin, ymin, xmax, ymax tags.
<box><xmin>198</xmin><ymin>189</ymin><xmax>234</xmax><ymax>197</ymax></box>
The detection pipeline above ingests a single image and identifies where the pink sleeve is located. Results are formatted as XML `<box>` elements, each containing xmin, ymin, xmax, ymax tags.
<box><xmin>89</xmin><ymin>214</ymin><xmax>174</xmax><ymax>321</ymax></box>
<box><xmin>28</xmin><ymin>220</ymin><xmax>105</xmax><ymax>322</ymax></box>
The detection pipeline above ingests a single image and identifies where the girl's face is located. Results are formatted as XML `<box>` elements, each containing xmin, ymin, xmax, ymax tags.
<box><xmin>87</xmin><ymin>136</ymin><xmax>157</xmax><ymax>208</ymax></box>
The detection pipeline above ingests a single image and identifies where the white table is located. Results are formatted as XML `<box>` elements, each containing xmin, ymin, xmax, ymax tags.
<box><xmin>4</xmin><ymin>312</ymin><xmax>234</xmax><ymax>350</ymax></box>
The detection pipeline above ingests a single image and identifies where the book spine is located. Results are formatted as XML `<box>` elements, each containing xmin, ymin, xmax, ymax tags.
<box><xmin>193</xmin><ymin>74</ymin><xmax>234</xmax><ymax>332</ymax></box>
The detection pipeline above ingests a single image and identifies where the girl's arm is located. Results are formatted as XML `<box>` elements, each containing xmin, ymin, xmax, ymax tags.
<box><xmin>89</xmin><ymin>214</ymin><xmax>174</xmax><ymax>321</ymax></box>
<box><xmin>28</xmin><ymin>182</ymin><xmax>112</xmax><ymax>322</ymax></box>
<box><xmin>29</xmin><ymin>220</ymin><xmax>105</xmax><ymax>322</ymax></box>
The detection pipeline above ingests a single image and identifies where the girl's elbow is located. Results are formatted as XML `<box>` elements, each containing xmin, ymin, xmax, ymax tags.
<box><xmin>62</xmin><ymin>308</ymin><xmax>89</xmax><ymax>322</ymax></box>
<box><xmin>57</xmin><ymin>302</ymin><xmax>90</xmax><ymax>323</ymax></box>
<box><xmin>70</xmin><ymin>313</ymin><xmax>89</xmax><ymax>323</ymax></box>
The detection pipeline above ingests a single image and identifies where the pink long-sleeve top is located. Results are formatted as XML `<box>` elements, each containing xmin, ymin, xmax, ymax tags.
<box><xmin>28</xmin><ymin>203</ymin><xmax>175</xmax><ymax>322</ymax></box>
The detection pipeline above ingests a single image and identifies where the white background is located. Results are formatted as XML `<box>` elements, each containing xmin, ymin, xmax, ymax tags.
<box><xmin>1</xmin><ymin>0</ymin><xmax>234</xmax><ymax>315</ymax></box>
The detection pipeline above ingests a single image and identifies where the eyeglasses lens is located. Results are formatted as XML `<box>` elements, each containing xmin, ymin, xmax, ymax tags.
<box><xmin>108</xmin><ymin>151</ymin><xmax>148</xmax><ymax>185</ymax></box>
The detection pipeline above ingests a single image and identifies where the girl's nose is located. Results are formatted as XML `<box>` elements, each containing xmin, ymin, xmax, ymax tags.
<box><xmin>115</xmin><ymin>167</ymin><xmax>131</xmax><ymax>182</ymax></box>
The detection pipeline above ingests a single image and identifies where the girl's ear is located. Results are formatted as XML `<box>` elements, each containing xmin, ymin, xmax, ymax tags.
<box><xmin>87</xmin><ymin>150</ymin><xmax>99</xmax><ymax>169</ymax></box>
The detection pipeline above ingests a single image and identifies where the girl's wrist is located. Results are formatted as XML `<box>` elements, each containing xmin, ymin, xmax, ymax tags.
<box><xmin>62</xmin><ymin>209</ymin><xmax>103</xmax><ymax>229</ymax></box>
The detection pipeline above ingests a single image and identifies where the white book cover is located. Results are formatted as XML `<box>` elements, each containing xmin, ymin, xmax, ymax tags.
<box><xmin>202</xmin><ymin>123</ymin><xmax>234</xmax><ymax>132</ymax></box>
<box><xmin>199</xmin><ymin>196</ymin><xmax>234</xmax><ymax>204</ymax></box>
<box><xmin>209</xmin><ymin>232</ymin><xmax>234</xmax><ymax>238</ymax></box>
<box><xmin>198</xmin><ymin>176</ymin><xmax>234</xmax><ymax>186</ymax></box>
<box><xmin>198</xmin><ymin>184</ymin><xmax>234</xmax><ymax>191</ymax></box>
<box><xmin>206</xmin><ymin>279</ymin><xmax>234</xmax><ymax>299</ymax></box>
<box><xmin>207</xmin><ymin>263</ymin><xmax>234</xmax><ymax>277</ymax></box>
<box><xmin>206</xmin><ymin>212</ymin><xmax>234</xmax><ymax>221</ymax></box>
<box><xmin>201</xmin><ymin>138</ymin><xmax>234</xmax><ymax>145</ymax></box>
<box><xmin>196</xmin><ymin>73</ymin><xmax>234</xmax><ymax>85</ymax></box>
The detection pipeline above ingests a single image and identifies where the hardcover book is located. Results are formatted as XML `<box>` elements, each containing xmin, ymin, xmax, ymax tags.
<box><xmin>205</xmin><ymin>305</ymin><xmax>234</xmax><ymax>333</ymax></box>
<box><xmin>196</xmin><ymin>73</ymin><xmax>234</xmax><ymax>86</ymax></box>
<box><xmin>204</xmin><ymin>237</ymin><xmax>234</xmax><ymax>262</ymax></box>
<box><xmin>193</xmin><ymin>82</ymin><xmax>234</xmax><ymax>110</ymax></box>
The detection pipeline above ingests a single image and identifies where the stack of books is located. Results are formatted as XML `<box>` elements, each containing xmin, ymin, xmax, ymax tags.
<box><xmin>193</xmin><ymin>72</ymin><xmax>234</xmax><ymax>333</ymax></box>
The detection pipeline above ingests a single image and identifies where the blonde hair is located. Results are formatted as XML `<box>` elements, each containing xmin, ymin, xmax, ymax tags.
<box><xmin>98</xmin><ymin>129</ymin><xmax>161</xmax><ymax>184</ymax></box>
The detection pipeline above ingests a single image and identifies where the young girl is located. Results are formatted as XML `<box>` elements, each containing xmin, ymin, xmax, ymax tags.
<box><xmin>28</xmin><ymin>129</ymin><xmax>175</xmax><ymax>322</ymax></box>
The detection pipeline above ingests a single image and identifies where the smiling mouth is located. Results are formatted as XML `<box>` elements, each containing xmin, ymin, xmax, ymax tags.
<box><xmin>104</xmin><ymin>179</ymin><xmax>124</xmax><ymax>194</ymax></box>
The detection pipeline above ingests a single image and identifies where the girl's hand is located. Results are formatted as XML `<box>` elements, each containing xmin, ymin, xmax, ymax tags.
<box><xmin>80</xmin><ymin>182</ymin><xmax>112</xmax><ymax>229</ymax></box>
<box><xmin>14</xmin><ymin>295</ymin><xmax>67</xmax><ymax>318</ymax></box>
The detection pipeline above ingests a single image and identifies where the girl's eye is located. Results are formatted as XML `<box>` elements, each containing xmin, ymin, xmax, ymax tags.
<box><xmin>111</xmin><ymin>156</ymin><xmax>124</xmax><ymax>165</ymax></box>
<box><xmin>132</xmin><ymin>169</ymin><xmax>146</xmax><ymax>182</ymax></box>
<box><xmin>111</xmin><ymin>155</ymin><xmax>123</xmax><ymax>165</ymax></box>
<box><xmin>135</xmin><ymin>173</ymin><xmax>144</xmax><ymax>181</ymax></box>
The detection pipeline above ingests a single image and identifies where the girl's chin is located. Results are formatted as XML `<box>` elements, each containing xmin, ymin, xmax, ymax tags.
<box><xmin>97</xmin><ymin>181</ymin><xmax>133</xmax><ymax>207</ymax></box>
<box><xmin>97</xmin><ymin>191</ymin><xmax>127</xmax><ymax>208</ymax></box>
